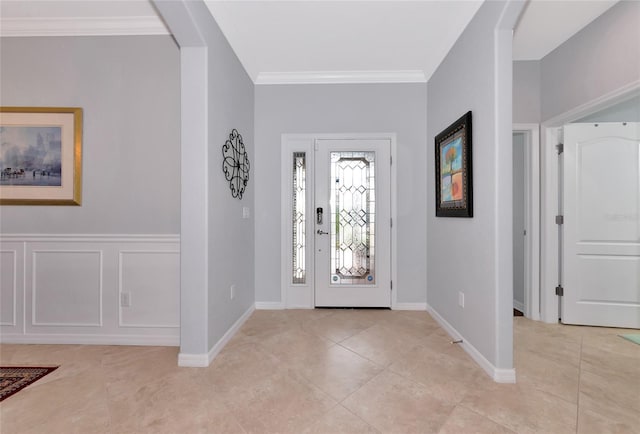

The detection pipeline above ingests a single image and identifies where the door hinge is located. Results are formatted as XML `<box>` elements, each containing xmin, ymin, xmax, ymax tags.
<box><xmin>555</xmin><ymin>215</ymin><xmax>564</xmax><ymax>225</ymax></box>
<box><xmin>390</xmin><ymin>280</ymin><xmax>393</xmax><ymax>290</ymax></box>
<box><xmin>556</xmin><ymin>143</ymin><xmax>564</xmax><ymax>154</ymax></box>
<box><xmin>390</xmin><ymin>218</ymin><xmax>393</xmax><ymax>228</ymax></box>
<box><xmin>390</xmin><ymin>155</ymin><xmax>392</xmax><ymax>165</ymax></box>
<box><xmin>555</xmin><ymin>285</ymin><xmax>564</xmax><ymax>297</ymax></box>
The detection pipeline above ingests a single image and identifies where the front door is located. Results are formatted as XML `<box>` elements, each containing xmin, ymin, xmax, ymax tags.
<box><xmin>562</xmin><ymin>122</ymin><xmax>640</xmax><ymax>328</ymax></box>
<box><xmin>314</xmin><ymin>139</ymin><xmax>391</xmax><ymax>307</ymax></box>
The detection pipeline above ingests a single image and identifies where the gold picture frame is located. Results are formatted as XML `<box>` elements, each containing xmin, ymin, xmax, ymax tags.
<box><xmin>0</xmin><ymin>107</ymin><xmax>82</xmax><ymax>205</ymax></box>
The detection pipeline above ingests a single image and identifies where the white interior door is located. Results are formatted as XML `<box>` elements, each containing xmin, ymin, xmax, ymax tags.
<box><xmin>562</xmin><ymin>122</ymin><xmax>640</xmax><ymax>328</ymax></box>
<box><xmin>314</xmin><ymin>139</ymin><xmax>391</xmax><ymax>307</ymax></box>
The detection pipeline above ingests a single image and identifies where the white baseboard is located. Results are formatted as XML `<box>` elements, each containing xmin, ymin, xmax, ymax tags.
<box><xmin>178</xmin><ymin>303</ymin><xmax>255</xmax><ymax>367</ymax></box>
<box><xmin>0</xmin><ymin>333</ymin><xmax>179</xmax><ymax>346</ymax></box>
<box><xmin>255</xmin><ymin>301</ymin><xmax>285</xmax><ymax>310</ymax></box>
<box><xmin>513</xmin><ymin>299</ymin><xmax>525</xmax><ymax>313</ymax></box>
<box><xmin>426</xmin><ymin>304</ymin><xmax>516</xmax><ymax>384</ymax></box>
<box><xmin>394</xmin><ymin>302</ymin><xmax>427</xmax><ymax>311</ymax></box>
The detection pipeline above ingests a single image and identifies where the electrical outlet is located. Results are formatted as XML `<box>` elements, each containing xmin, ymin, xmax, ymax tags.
<box><xmin>242</xmin><ymin>207</ymin><xmax>250</xmax><ymax>219</ymax></box>
<box><xmin>458</xmin><ymin>291</ymin><xmax>464</xmax><ymax>308</ymax></box>
<box><xmin>230</xmin><ymin>284</ymin><xmax>236</xmax><ymax>300</ymax></box>
<box><xmin>121</xmin><ymin>292</ymin><xmax>131</xmax><ymax>307</ymax></box>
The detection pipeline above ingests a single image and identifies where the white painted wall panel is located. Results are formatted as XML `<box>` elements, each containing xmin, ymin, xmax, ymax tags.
<box><xmin>119</xmin><ymin>251</ymin><xmax>180</xmax><ymax>327</ymax></box>
<box><xmin>0</xmin><ymin>250</ymin><xmax>17</xmax><ymax>326</ymax></box>
<box><xmin>32</xmin><ymin>251</ymin><xmax>103</xmax><ymax>326</ymax></box>
<box><xmin>0</xmin><ymin>235</ymin><xmax>180</xmax><ymax>345</ymax></box>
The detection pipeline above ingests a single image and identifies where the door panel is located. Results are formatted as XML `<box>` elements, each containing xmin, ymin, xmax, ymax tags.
<box><xmin>314</xmin><ymin>139</ymin><xmax>391</xmax><ymax>307</ymax></box>
<box><xmin>562</xmin><ymin>122</ymin><xmax>640</xmax><ymax>328</ymax></box>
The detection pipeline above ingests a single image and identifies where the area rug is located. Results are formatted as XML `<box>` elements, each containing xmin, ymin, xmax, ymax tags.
<box><xmin>619</xmin><ymin>334</ymin><xmax>640</xmax><ymax>346</ymax></box>
<box><xmin>0</xmin><ymin>366</ymin><xmax>58</xmax><ymax>401</ymax></box>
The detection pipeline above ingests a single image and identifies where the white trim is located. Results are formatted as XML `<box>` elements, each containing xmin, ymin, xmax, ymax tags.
<box><xmin>427</xmin><ymin>304</ymin><xmax>516</xmax><ymax>383</ymax></box>
<box><xmin>256</xmin><ymin>71</ymin><xmax>427</xmax><ymax>85</ymax></box>
<box><xmin>255</xmin><ymin>302</ymin><xmax>285</xmax><ymax>310</ymax></box>
<box><xmin>178</xmin><ymin>304</ymin><xmax>255</xmax><ymax>367</ymax></box>
<box><xmin>393</xmin><ymin>303</ymin><xmax>427</xmax><ymax>311</ymax></box>
<box><xmin>0</xmin><ymin>16</ymin><xmax>170</xmax><ymax>38</ymax></box>
<box><xmin>0</xmin><ymin>333</ymin><xmax>179</xmax><ymax>346</ymax></box>
<box><xmin>513</xmin><ymin>299</ymin><xmax>525</xmax><ymax>313</ymax></box>
<box><xmin>540</xmin><ymin>82</ymin><xmax>640</xmax><ymax>323</ymax></box>
<box><xmin>0</xmin><ymin>234</ymin><xmax>180</xmax><ymax>243</ymax></box>
<box><xmin>513</xmin><ymin>123</ymin><xmax>541</xmax><ymax>321</ymax></box>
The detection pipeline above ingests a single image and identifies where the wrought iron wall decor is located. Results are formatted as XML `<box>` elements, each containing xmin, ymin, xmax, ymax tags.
<box><xmin>222</xmin><ymin>129</ymin><xmax>250</xmax><ymax>199</ymax></box>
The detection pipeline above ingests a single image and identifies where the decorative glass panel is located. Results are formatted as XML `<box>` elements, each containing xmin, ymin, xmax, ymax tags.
<box><xmin>330</xmin><ymin>151</ymin><xmax>375</xmax><ymax>285</ymax></box>
<box><xmin>292</xmin><ymin>152</ymin><xmax>306</xmax><ymax>284</ymax></box>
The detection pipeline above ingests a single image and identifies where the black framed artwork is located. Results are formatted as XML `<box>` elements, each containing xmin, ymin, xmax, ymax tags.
<box><xmin>434</xmin><ymin>111</ymin><xmax>473</xmax><ymax>217</ymax></box>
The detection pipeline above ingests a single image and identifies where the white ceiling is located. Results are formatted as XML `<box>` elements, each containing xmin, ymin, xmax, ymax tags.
<box><xmin>513</xmin><ymin>0</ymin><xmax>618</xmax><ymax>60</ymax></box>
<box><xmin>0</xmin><ymin>0</ymin><xmax>620</xmax><ymax>82</ymax></box>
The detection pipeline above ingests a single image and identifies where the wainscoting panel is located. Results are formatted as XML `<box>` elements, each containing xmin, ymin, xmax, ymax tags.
<box><xmin>119</xmin><ymin>251</ymin><xmax>180</xmax><ymax>328</ymax></box>
<box><xmin>0</xmin><ymin>250</ymin><xmax>17</xmax><ymax>327</ymax></box>
<box><xmin>32</xmin><ymin>250</ymin><xmax>103</xmax><ymax>326</ymax></box>
<box><xmin>0</xmin><ymin>234</ymin><xmax>180</xmax><ymax>346</ymax></box>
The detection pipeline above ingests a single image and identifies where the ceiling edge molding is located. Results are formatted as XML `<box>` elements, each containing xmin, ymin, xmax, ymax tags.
<box><xmin>255</xmin><ymin>70</ymin><xmax>427</xmax><ymax>85</ymax></box>
<box><xmin>0</xmin><ymin>17</ymin><xmax>170</xmax><ymax>37</ymax></box>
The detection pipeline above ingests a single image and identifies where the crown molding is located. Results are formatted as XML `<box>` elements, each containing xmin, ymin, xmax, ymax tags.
<box><xmin>255</xmin><ymin>70</ymin><xmax>427</xmax><ymax>85</ymax></box>
<box><xmin>0</xmin><ymin>16</ymin><xmax>170</xmax><ymax>37</ymax></box>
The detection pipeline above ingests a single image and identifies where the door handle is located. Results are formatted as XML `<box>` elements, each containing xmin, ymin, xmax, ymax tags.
<box><xmin>317</xmin><ymin>230</ymin><xmax>329</xmax><ymax>235</ymax></box>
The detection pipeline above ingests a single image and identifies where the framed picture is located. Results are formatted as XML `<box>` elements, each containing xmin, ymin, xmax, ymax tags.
<box><xmin>0</xmin><ymin>107</ymin><xmax>82</xmax><ymax>205</ymax></box>
<box><xmin>435</xmin><ymin>111</ymin><xmax>472</xmax><ymax>217</ymax></box>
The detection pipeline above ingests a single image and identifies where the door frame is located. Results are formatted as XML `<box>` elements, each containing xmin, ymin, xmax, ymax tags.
<box><xmin>512</xmin><ymin>124</ymin><xmax>540</xmax><ymax>320</ymax></box>
<box><xmin>540</xmin><ymin>81</ymin><xmax>640</xmax><ymax>323</ymax></box>
<box><xmin>280</xmin><ymin>133</ymin><xmax>398</xmax><ymax>309</ymax></box>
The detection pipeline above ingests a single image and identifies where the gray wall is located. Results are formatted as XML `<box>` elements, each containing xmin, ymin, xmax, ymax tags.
<box><xmin>0</xmin><ymin>36</ymin><xmax>180</xmax><ymax>234</ymax></box>
<box><xmin>254</xmin><ymin>83</ymin><xmax>428</xmax><ymax>305</ymax></box>
<box><xmin>427</xmin><ymin>0</ymin><xmax>518</xmax><ymax>369</ymax></box>
<box><xmin>512</xmin><ymin>132</ymin><xmax>525</xmax><ymax>309</ymax></box>
<box><xmin>185</xmin><ymin>3</ymin><xmax>256</xmax><ymax>349</ymax></box>
<box><xmin>576</xmin><ymin>95</ymin><xmax>640</xmax><ymax>123</ymax></box>
<box><xmin>513</xmin><ymin>60</ymin><xmax>541</xmax><ymax>124</ymax></box>
<box><xmin>541</xmin><ymin>0</ymin><xmax>640</xmax><ymax>121</ymax></box>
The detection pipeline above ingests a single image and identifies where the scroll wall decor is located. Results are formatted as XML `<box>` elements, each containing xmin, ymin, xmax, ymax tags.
<box><xmin>222</xmin><ymin>129</ymin><xmax>250</xmax><ymax>199</ymax></box>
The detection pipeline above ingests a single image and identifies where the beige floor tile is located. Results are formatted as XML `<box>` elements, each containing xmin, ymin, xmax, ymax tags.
<box><xmin>0</xmin><ymin>368</ymin><xmax>110</xmax><ymax>433</ymax></box>
<box><xmin>301</xmin><ymin>404</ymin><xmax>380</xmax><ymax>434</ymax></box>
<box><xmin>295</xmin><ymin>344</ymin><xmax>383</xmax><ymax>401</ymax></box>
<box><xmin>340</xmin><ymin>323</ymin><xmax>423</xmax><ymax>367</ymax></box>
<box><xmin>577</xmin><ymin>407</ymin><xmax>639</xmax><ymax>434</ymax></box>
<box><xmin>259</xmin><ymin>327</ymin><xmax>334</xmax><ymax>366</ymax></box>
<box><xmin>302</xmin><ymin>309</ymin><xmax>378</xmax><ymax>343</ymax></box>
<box><xmin>222</xmin><ymin>370</ymin><xmax>336</xmax><ymax>434</ymax></box>
<box><xmin>343</xmin><ymin>370</ymin><xmax>455</xmax><ymax>434</ymax></box>
<box><xmin>578</xmin><ymin>369</ymin><xmax>640</xmax><ymax>427</ymax></box>
<box><xmin>580</xmin><ymin>340</ymin><xmax>640</xmax><ymax>382</ymax></box>
<box><xmin>514</xmin><ymin>327</ymin><xmax>582</xmax><ymax>367</ymax></box>
<box><xmin>2</xmin><ymin>311</ymin><xmax>638</xmax><ymax>434</ymax></box>
<box><xmin>389</xmin><ymin>344</ymin><xmax>484</xmax><ymax>404</ymax></box>
<box><xmin>461</xmin><ymin>380</ymin><xmax>577</xmax><ymax>434</ymax></box>
<box><xmin>108</xmin><ymin>368</ymin><xmax>245</xmax><ymax>434</ymax></box>
<box><xmin>438</xmin><ymin>406</ymin><xmax>516</xmax><ymax>434</ymax></box>
<box><xmin>514</xmin><ymin>348</ymin><xmax>580</xmax><ymax>403</ymax></box>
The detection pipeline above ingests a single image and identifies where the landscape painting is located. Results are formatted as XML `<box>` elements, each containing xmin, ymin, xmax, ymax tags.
<box><xmin>0</xmin><ymin>107</ymin><xmax>82</xmax><ymax>205</ymax></box>
<box><xmin>1</xmin><ymin>126</ymin><xmax>63</xmax><ymax>186</ymax></box>
<box><xmin>435</xmin><ymin>111</ymin><xmax>473</xmax><ymax>217</ymax></box>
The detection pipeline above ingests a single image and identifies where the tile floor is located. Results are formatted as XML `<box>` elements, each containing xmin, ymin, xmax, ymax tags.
<box><xmin>1</xmin><ymin>309</ymin><xmax>638</xmax><ymax>433</ymax></box>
